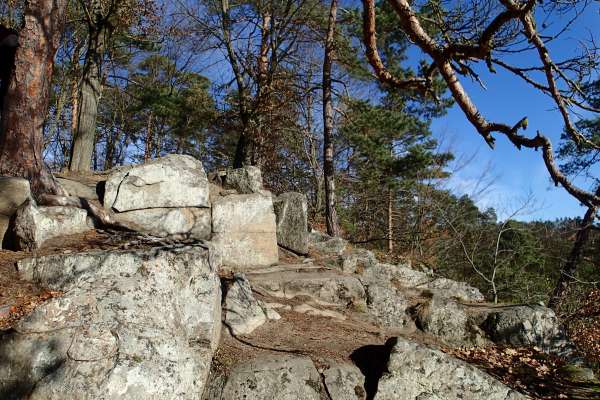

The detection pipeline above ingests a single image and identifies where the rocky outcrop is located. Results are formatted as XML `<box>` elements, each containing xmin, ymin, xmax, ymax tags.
<box><xmin>481</xmin><ymin>305</ymin><xmax>569</xmax><ymax>353</ymax></box>
<box><xmin>0</xmin><ymin>246</ymin><xmax>221</xmax><ymax>400</ymax></box>
<box><xmin>223</xmin><ymin>166</ymin><xmax>263</xmax><ymax>194</ymax></box>
<box><xmin>308</xmin><ymin>230</ymin><xmax>348</xmax><ymax>255</ymax></box>
<box><xmin>210</xmin><ymin>355</ymin><xmax>325</xmax><ymax>400</ymax></box>
<box><xmin>374</xmin><ymin>337</ymin><xmax>529</xmax><ymax>400</ymax></box>
<box><xmin>212</xmin><ymin>193</ymin><xmax>278</xmax><ymax>268</ymax></box>
<box><xmin>273</xmin><ymin>192</ymin><xmax>309</xmax><ymax>255</ymax></box>
<box><xmin>0</xmin><ymin>177</ymin><xmax>31</xmax><ymax>247</ymax></box>
<box><xmin>223</xmin><ymin>273</ymin><xmax>279</xmax><ymax>336</ymax></box>
<box><xmin>113</xmin><ymin>207</ymin><xmax>211</xmax><ymax>239</ymax></box>
<box><xmin>364</xmin><ymin>283</ymin><xmax>415</xmax><ymax>331</ymax></box>
<box><xmin>56</xmin><ymin>177</ymin><xmax>99</xmax><ymax>200</ymax></box>
<box><xmin>322</xmin><ymin>362</ymin><xmax>366</xmax><ymax>400</ymax></box>
<box><xmin>13</xmin><ymin>200</ymin><xmax>93</xmax><ymax>249</ymax></box>
<box><xmin>104</xmin><ymin>154</ymin><xmax>210</xmax><ymax>211</ymax></box>
<box><xmin>102</xmin><ymin>155</ymin><xmax>211</xmax><ymax>238</ymax></box>
<box><xmin>248</xmin><ymin>268</ymin><xmax>367</xmax><ymax>309</ymax></box>
<box><xmin>415</xmin><ymin>296</ymin><xmax>487</xmax><ymax>347</ymax></box>
<box><xmin>338</xmin><ymin>248</ymin><xmax>377</xmax><ymax>274</ymax></box>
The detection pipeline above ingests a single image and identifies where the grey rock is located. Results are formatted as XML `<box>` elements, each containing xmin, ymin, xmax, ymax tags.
<box><xmin>292</xmin><ymin>303</ymin><xmax>346</xmax><ymax>320</ymax></box>
<box><xmin>13</xmin><ymin>200</ymin><xmax>93</xmax><ymax>249</ymax></box>
<box><xmin>56</xmin><ymin>177</ymin><xmax>99</xmax><ymax>200</ymax></box>
<box><xmin>365</xmin><ymin>283</ymin><xmax>415</xmax><ymax>331</ymax></box>
<box><xmin>104</xmin><ymin>154</ymin><xmax>209</xmax><ymax>212</ymax></box>
<box><xmin>212</xmin><ymin>193</ymin><xmax>278</xmax><ymax>268</ymax></box>
<box><xmin>0</xmin><ymin>214</ymin><xmax>9</xmax><ymax>247</ymax></box>
<box><xmin>113</xmin><ymin>207</ymin><xmax>211</xmax><ymax>239</ymax></box>
<box><xmin>360</xmin><ymin>263</ymin><xmax>484</xmax><ymax>303</ymax></box>
<box><xmin>481</xmin><ymin>305</ymin><xmax>568</xmax><ymax>352</ymax></box>
<box><xmin>224</xmin><ymin>273</ymin><xmax>276</xmax><ymax>336</ymax></box>
<box><xmin>223</xmin><ymin>166</ymin><xmax>263</xmax><ymax>194</ymax></box>
<box><xmin>338</xmin><ymin>248</ymin><xmax>377</xmax><ymax>274</ymax></box>
<box><xmin>248</xmin><ymin>269</ymin><xmax>367</xmax><ymax>309</ymax></box>
<box><xmin>217</xmin><ymin>355</ymin><xmax>324</xmax><ymax>400</ymax></box>
<box><xmin>416</xmin><ymin>296</ymin><xmax>487</xmax><ymax>347</ymax></box>
<box><xmin>375</xmin><ymin>337</ymin><xmax>529</xmax><ymax>400</ymax></box>
<box><xmin>273</xmin><ymin>192</ymin><xmax>309</xmax><ymax>255</ymax></box>
<box><xmin>0</xmin><ymin>176</ymin><xmax>30</xmax><ymax>215</ymax></box>
<box><xmin>322</xmin><ymin>362</ymin><xmax>366</xmax><ymax>400</ymax></box>
<box><xmin>308</xmin><ymin>230</ymin><xmax>347</xmax><ymax>255</ymax></box>
<box><xmin>0</xmin><ymin>246</ymin><xmax>221</xmax><ymax>400</ymax></box>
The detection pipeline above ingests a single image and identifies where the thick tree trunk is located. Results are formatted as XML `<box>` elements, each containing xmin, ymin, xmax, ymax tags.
<box><xmin>323</xmin><ymin>0</ymin><xmax>340</xmax><ymax>237</ymax></box>
<box><xmin>69</xmin><ymin>28</ymin><xmax>104</xmax><ymax>172</ymax></box>
<box><xmin>0</xmin><ymin>0</ymin><xmax>67</xmax><ymax>196</ymax></box>
<box><xmin>548</xmin><ymin>192</ymin><xmax>599</xmax><ymax>312</ymax></box>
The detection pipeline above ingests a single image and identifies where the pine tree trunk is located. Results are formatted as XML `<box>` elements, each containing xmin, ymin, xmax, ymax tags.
<box><xmin>548</xmin><ymin>193</ymin><xmax>599</xmax><ymax>312</ymax></box>
<box><xmin>388</xmin><ymin>188</ymin><xmax>394</xmax><ymax>253</ymax></box>
<box><xmin>0</xmin><ymin>0</ymin><xmax>67</xmax><ymax>196</ymax></box>
<box><xmin>144</xmin><ymin>112</ymin><xmax>154</xmax><ymax>161</ymax></box>
<box><xmin>323</xmin><ymin>0</ymin><xmax>340</xmax><ymax>237</ymax></box>
<box><xmin>69</xmin><ymin>27</ymin><xmax>104</xmax><ymax>172</ymax></box>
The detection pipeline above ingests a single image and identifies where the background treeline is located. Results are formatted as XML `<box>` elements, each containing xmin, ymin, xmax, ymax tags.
<box><xmin>1</xmin><ymin>0</ymin><xmax>598</xmax><ymax>319</ymax></box>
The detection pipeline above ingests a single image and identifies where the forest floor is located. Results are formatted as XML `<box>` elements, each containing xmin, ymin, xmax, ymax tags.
<box><xmin>0</xmin><ymin>230</ymin><xmax>598</xmax><ymax>400</ymax></box>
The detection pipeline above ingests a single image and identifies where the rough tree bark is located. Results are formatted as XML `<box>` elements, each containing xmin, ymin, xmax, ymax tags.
<box><xmin>0</xmin><ymin>0</ymin><xmax>67</xmax><ymax>196</ymax></box>
<box><xmin>69</xmin><ymin>2</ymin><xmax>106</xmax><ymax>172</ymax></box>
<box><xmin>323</xmin><ymin>0</ymin><xmax>340</xmax><ymax>237</ymax></box>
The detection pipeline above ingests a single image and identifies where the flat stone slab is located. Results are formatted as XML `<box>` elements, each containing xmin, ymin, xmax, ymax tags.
<box><xmin>247</xmin><ymin>269</ymin><xmax>366</xmax><ymax>308</ymax></box>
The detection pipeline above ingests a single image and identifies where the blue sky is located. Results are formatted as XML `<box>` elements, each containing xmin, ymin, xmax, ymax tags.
<box><xmin>429</xmin><ymin>3</ymin><xmax>600</xmax><ymax>221</ymax></box>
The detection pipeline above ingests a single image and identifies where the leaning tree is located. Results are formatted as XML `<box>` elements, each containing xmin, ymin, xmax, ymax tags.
<box><xmin>360</xmin><ymin>0</ymin><xmax>599</xmax><ymax>309</ymax></box>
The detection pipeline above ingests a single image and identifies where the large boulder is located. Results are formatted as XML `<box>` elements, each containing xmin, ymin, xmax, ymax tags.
<box><xmin>212</xmin><ymin>193</ymin><xmax>278</xmax><ymax>268</ymax></box>
<box><xmin>104</xmin><ymin>154</ymin><xmax>209</xmax><ymax>212</ymax></box>
<box><xmin>13</xmin><ymin>200</ymin><xmax>93</xmax><ymax>249</ymax></box>
<box><xmin>415</xmin><ymin>296</ymin><xmax>487</xmax><ymax>347</ymax></box>
<box><xmin>214</xmin><ymin>355</ymin><xmax>325</xmax><ymax>399</ymax></box>
<box><xmin>364</xmin><ymin>283</ymin><xmax>415</xmax><ymax>331</ymax></box>
<box><xmin>338</xmin><ymin>248</ymin><xmax>377</xmax><ymax>274</ymax></box>
<box><xmin>322</xmin><ymin>362</ymin><xmax>366</xmax><ymax>400</ymax></box>
<box><xmin>223</xmin><ymin>273</ymin><xmax>279</xmax><ymax>336</ymax></box>
<box><xmin>359</xmin><ymin>262</ymin><xmax>484</xmax><ymax>303</ymax></box>
<box><xmin>273</xmin><ymin>192</ymin><xmax>309</xmax><ymax>255</ymax></box>
<box><xmin>0</xmin><ymin>246</ymin><xmax>221</xmax><ymax>400</ymax></box>
<box><xmin>223</xmin><ymin>166</ymin><xmax>263</xmax><ymax>194</ymax></box>
<box><xmin>481</xmin><ymin>305</ymin><xmax>569</xmax><ymax>352</ymax></box>
<box><xmin>374</xmin><ymin>337</ymin><xmax>529</xmax><ymax>400</ymax></box>
<box><xmin>0</xmin><ymin>177</ymin><xmax>31</xmax><ymax>247</ymax></box>
<box><xmin>113</xmin><ymin>207</ymin><xmax>211</xmax><ymax>239</ymax></box>
<box><xmin>308</xmin><ymin>230</ymin><xmax>347</xmax><ymax>255</ymax></box>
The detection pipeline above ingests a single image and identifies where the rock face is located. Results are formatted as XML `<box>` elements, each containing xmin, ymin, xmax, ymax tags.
<box><xmin>104</xmin><ymin>154</ymin><xmax>210</xmax><ymax>212</ymax></box>
<box><xmin>0</xmin><ymin>246</ymin><xmax>221</xmax><ymax>400</ymax></box>
<box><xmin>56</xmin><ymin>177</ymin><xmax>99</xmax><ymax>200</ymax></box>
<box><xmin>113</xmin><ymin>207</ymin><xmax>211</xmax><ymax>239</ymax></box>
<box><xmin>223</xmin><ymin>166</ymin><xmax>263</xmax><ymax>194</ymax></box>
<box><xmin>364</xmin><ymin>283</ymin><xmax>415</xmax><ymax>331</ymax></box>
<box><xmin>273</xmin><ymin>192</ymin><xmax>309</xmax><ymax>255</ymax></box>
<box><xmin>214</xmin><ymin>355</ymin><xmax>325</xmax><ymax>400</ymax></box>
<box><xmin>0</xmin><ymin>177</ymin><xmax>31</xmax><ymax>247</ymax></box>
<box><xmin>322</xmin><ymin>362</ymin><xmax>366</xmax><ymax>400</ymax></box>
<box><xmin>223</xmin><ymin>273</ymin><xmax>278</xmax><ymax>336</ymax></box>
<box><xmin>338</xmin><ymin>249</ymin><xmax>377</xmax><ymax>274</ymax></box>
<box><xmin>375</xmin><ymin>337</ymin><xmax>529</xmax><ymax>400</ymax></box>
<box><xmin>416</xmin><ymin>296</ymin><xmax>487</xmax><ymax>347</ymax></box>
<box><xmin>13</xmin><ymin>200</ymin><xmax>93</xmax><ymax>249</ymax></box>
<box><xmin>248</xmin><ymin>268</ymin><xmax>367</xmax><ymax>309</ymax></box>
<box><xmin>212</xmin><ymin>193</ymin><xmax>278</xmax><ymax>268</ymax></box>
<box><xmin>482</xmin><ymin>305</ymin><xmax>566</xmax><ymax>351</ymax></box>
<box><xmin>308</xmin><ymin>230</ymin><xmax>348</xmax><ymax>255</ymax></box>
